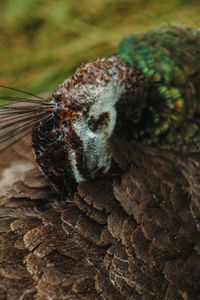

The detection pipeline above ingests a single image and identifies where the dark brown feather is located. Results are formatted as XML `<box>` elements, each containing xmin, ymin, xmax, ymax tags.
<box><xmin>0</xmin><ymin>140</ymin><xmax>200</xmax><ymax>299</ymax></box>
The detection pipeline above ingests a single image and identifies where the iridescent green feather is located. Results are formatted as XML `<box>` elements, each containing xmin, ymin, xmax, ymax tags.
<box><xmin>117</xmin><ymin>24</ymin><xmax>200</xmax><ymax>149</ymax></box>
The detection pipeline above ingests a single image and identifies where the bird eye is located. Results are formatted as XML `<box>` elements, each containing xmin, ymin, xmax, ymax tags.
<box><xmin>88</xmin><ymin>112</ymin><xmax>110</xmax><ymax>132</ymax></box>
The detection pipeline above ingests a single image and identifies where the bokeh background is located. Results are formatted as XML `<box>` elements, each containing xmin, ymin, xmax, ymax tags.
<box><xmin>0</xmin><ymin>0</ymin><xmax>200</xmax><ymax>96</ymax></box>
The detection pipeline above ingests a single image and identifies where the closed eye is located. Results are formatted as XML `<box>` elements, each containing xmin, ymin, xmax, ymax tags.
<box><xmin>88</xmin><ymin>112</ymin><xmax>110</xmax><ymax>132</ymax></box>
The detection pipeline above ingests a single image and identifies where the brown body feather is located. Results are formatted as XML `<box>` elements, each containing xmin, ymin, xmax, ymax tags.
<box><xmin>0</xmin><ymin>141</ymin><xmax>200</xmax><ymax>299</ymax></box>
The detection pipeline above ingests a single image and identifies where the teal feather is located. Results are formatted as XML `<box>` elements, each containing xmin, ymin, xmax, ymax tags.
<box><xmin>117</xmin><ymin>24</ymin><xmax>200</xmax><ymax>148</ymax></box>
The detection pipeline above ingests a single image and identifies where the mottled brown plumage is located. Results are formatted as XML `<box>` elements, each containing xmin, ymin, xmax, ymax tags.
<box><xmin>1</xmin><ymin>140</ymin><xmax>200</xmax><ymax>299</ymax></box>
<box><xmin>1</xmin><ymin>24</ymin><xmax>200</xmax><ymax>299</ymax></box>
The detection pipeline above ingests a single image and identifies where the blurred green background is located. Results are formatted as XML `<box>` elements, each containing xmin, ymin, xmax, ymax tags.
<box><xmin>0</xmin><ymin>0</ymin><xmax>200</xmax><ymax>96</ymax></box>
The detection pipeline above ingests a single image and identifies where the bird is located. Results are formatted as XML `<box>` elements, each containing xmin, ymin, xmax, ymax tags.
<box><xmin>0</xmin><ymin>23</ymin><xmax>200</xmax><ymax>299</ymax></box>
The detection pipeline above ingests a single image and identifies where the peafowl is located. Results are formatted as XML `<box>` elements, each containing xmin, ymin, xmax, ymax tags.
<box><xmin>0</xmin><ymin>24</ymin><xmax>200</xmax><ymax>299</ymax></box>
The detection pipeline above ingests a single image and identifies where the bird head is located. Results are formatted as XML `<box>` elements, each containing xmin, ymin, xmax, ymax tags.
<box><xmin>32</xmin><ymin>56</ymin><xmax>147</xmax><ymax>192</ymax></box>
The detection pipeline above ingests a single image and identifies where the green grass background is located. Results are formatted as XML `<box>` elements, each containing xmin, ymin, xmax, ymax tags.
<box><xmin>0</xmin><ymin>0</ymin><xmax>200</xmax><ymax>97</ymax></box>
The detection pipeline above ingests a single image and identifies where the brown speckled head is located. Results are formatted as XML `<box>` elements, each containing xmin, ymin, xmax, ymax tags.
<box><xmin>32</xmin><ymin>56</ymin><xmax>148</xmax><ymax>194</ymax></box>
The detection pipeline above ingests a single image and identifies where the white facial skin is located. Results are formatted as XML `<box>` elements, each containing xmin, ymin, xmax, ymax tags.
<box><xmin>70</xmin><ymin>82</ymin><xmax>125</xmax><ymax>182</ymax></box>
